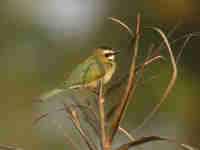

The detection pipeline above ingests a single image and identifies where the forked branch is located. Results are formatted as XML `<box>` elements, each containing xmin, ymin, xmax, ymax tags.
<box><xmin>133</xmin><ymin>27</ymin><xmax>178</xmax><ymax>133</ymax></box>
<box><xmin>107</xmin><ymin>13</ymin><xmax>141</xmax><ymax>145</ymax></box>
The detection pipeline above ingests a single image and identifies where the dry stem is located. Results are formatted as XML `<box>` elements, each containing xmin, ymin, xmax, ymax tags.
<box><xmin>107</xmin><ymin>13</ymin><xmax>141</xmax><ymax>146</ymax></box>
<box><xmin>64</xmin><ymin>104</ymin><xmax>96</xmax><ymax>150</ymax></box>
<box><xmin>133</xmin><ymin>27</ymin><xmax>178</xmax><ymax>133</ymax></box>
<box><xmin>97</xmin><ymin>79</ymin><xmax>107</xmax><ymax>150</ymax></box>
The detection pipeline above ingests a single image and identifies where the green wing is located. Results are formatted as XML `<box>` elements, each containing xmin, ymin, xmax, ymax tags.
<box><xmin>37</xmin><ymin>56</ymin><xmax>105</xmax><ymax>102</ymax></box>
<box><xmin>63</xmin><ymin>55</ymin><xmax>105</xmax><ymax>88</ymax></box>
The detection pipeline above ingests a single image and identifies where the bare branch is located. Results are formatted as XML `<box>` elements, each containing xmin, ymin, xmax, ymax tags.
<box><xmin>150</xmin><ymin>23</ymin><xmax>181</xmax><ymax>57</ymax></box>
<box><xmin>64</xmin><ymin>135</ymin><xmax>81</xmax><ymax>150</ymax></box>
<box><xmin>150</xmin><ymin>31</ymin><xmax>200</xmax><ymax>60</ymax></box>
<box><xmin>171</xmin><ymin>32</ymin><xmax>200</xmax><ymax>45</ymax></box>
<box><xmin>118</xmin><ymin>127</ymin><xmax>136</xmax><ymax>142</ymax></box>
<box><xmin>0</xmin><ymin>144</ymin><xmax>23</xmax><ymax>150</ymax></box>
<box><xmin>64</xmin><ymin>104</ymin><xmax>96</xmax><ymax>150</ymax></box>
<box><xmin>32</xmin><ymin>107</ymin><xmax>65</xmax><ymax>126</ymax></box>
<box><xmin>115</xmin><ymin>136</ymin><xmax>197</xmax><ymax>150</ymax></box>
<box><xmin>118</xmin><ymin>127</ymin><xmax>143</xmax><ymax>150</ymax></box>
<box><xmin>116</xmin><ymin>136</ymin><xmax>165</xmax><ymax>150</ymax></box>
<box><xmin>133</xmin><ymin>26</ymin><xmax>177</xmax><ymax>133</ymax></box>
<box><xmin>97</xmin><ymin>79</ymin><xmax>107</xmax><ymax>150</ymax></box>
<box><xmin>108</xmin><ymin>17</ymin><xmax>134</xmax><ymax>38</ymax></box>
<box><xmin>107</xmin><ymin>13</ymin><xmax>141</xmax><ymax>145</ymax></box>
<box><xmin>106</xmin><ymin>55</ymin><xmax>163</xmax><ymax>122</ymax></box>
<box><xmin>143</xmin><ymin>56</ymin><xmax>164</xmax><ymax>66</ymax></box>
<box><xmin>176</xmin><ymin>33</ymin><xmax>192</xmax><ymax>64</ymax></box>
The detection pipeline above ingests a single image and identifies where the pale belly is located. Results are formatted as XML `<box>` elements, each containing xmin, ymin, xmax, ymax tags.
<box><xmin>87</xmin><ymin>63</ymin><xmax>116</xmax><ymax>88</ymax></box>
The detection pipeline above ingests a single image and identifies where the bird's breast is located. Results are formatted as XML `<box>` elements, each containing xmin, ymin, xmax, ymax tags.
<box><xmin>85</xmin><ymin>62</ymin><xmax>116</xmax><ymax>88</ymax></box>
<box><xmin>103</xmin><ymin>63</ymin><xmax>116</xmax><ymax>84</ymax></box>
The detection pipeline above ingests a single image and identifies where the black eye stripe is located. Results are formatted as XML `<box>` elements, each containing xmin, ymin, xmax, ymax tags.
<box><xmin>105</xmin><ymin>53</ymin><xmax>113</xmax><ymax>57</ymax></box>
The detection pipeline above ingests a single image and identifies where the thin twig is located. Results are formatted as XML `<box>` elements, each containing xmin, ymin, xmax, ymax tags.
<box><xmin>146</xmin><ymin>43</ymin><xmax>156</xmax><ymax>57</ymax></box>
<box><xmin>33</xmin><ymin>107</ymin><xmax>65</xmax><ymax>126</ymax></box>
<box><xmin>133</xmin><ymin>26</ymin><xmax>177</xmax><ymax>133</ymax></box>
<box><xmin>115</xmin><ymin>136</ymin><xmax>196</xmax><ymax>150</ymax></box>
<box><xmin>149</xmin><ymin>31</ymin><xmax>200</xmax><ymax>66</ymax></box>
<box><xmin>0</xmin><ymin>144</ymin><xmax>23</xmax><ymax>150</ymax></box>
<box><xmin>116</xmin><ymin>136</ymin><xmax>165</xmax><ymax>150</ymax></box>
<box><xmin>77</xmin><ymin>104</ymin><xmax>101</xmax><ymax>138</ymax></box>
<box><xmin>97</xmin><ymin>79</ymin><xmax>107</xmax><ymax>150</ymax></box>
<box><xmin>176</xmin><ymin>34</ymin><xmax>192</xmax><ymax>64</ymax></box>
<box><xmin>135</xmin><ymin>55</ymin><xmax>164</xmax><ymax>83</ymax></box>
<box><xmin>143</xmin><ymin>56</ymin><xmax>164</xmax><ymax>66</ymax></box>
<box><xmin>64</xmin><ymin>134</ymin><xmax>81</xmax><ymax>150</ymax></box>
<box><xmin>106</xmin><ymin>55</ymin><xmax>163</xmax><ymax>121</ymax></box>
<box><xmin>121</xmin><ymin>55</ymin><xmax>164</xmax><ymax>120</ymax></box>
<box><xmin>108</xmin><ymin>17</ymin><xmax>134</xmax><ymax>38</ymax></box>
<box><xmin>118</xmin><ymin>126</ymin><xmax>136</xmax><ymax>142</ymax></box>
<box><xmin>64</xmin><ymin>104</ymin><xmax>96</xmax><ymax>150</ymax></box>
<box><xmin>150</xmin><ymin>23</ymin><xmax>181</xmax><ymax>57</ymax></box>
<box><xmin>118</xmin><ymin>127</ymin><xmax>143</xmax><ymax>150</ymax></box>
<box><xmin>34</xmin><ymin>104</ymin><xmax>99</xmax><ymax>150</ymax></box>
<box><xmin>107</xmin><ymin>13</ymin><xmax>141</xmax><ymax>146</ymax></box>
<box><xmin>171</xmin><ymin>32</ymin><xmax>200</xmax><ymax>45</ymax></box>
<box><xmin>150</xmin><ymin>32</ymin><xmax>200</xmax><ymax>60</ymax></box>
<box><xmin>108</xmin><ymin>17</ymin><xmax>135</xmax><ymax>54</ymax></box>
<box><xmin>106</xmin><ymin>54</ymin><xmax>163</xmax><ymax>96</ymax></box>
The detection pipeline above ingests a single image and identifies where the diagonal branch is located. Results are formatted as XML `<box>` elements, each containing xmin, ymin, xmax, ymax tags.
<box><xmin>64</xmin><ymin>104</ymin><xmax>96</xmax><ymax>150</ymax></box>
<box><xmin>32</xmin><ymin>107</ymin><xmax>65</xmax><ymax>126</ymax></box>
<box><xmin>107</xmin><ymin>13</ymin><xmax>141</xmax><ymax>145</ymax></box>
<box><xmin>105</xmin><ymin>55</ymin><xmax>163</xmax><ymax>98</ymax></box>
<box><xmin>118</xmin><ymin>127</ymin><xmax>137</xmax><ymax>143</ymax></box>
<box><xmin>105</xmin><ymin>55</ymin><xmax>164</xmax><ymax>121</ymax></box>
<box><xmin>64</xmin><ymin>134</ymin><xmax>81</xmax><ymax>150</ymax></box>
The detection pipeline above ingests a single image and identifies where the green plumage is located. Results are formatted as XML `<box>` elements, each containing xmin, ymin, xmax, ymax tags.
<box><xmin>39</xmin><ymin>55</ymin><xmax>105</xmax><ymax>102</ymax></box>
<box><xmin>63</xmin><ymin>55</ymin><xmax>105</xmax><ymax>88</ymax></box>
<box><xmin>37</xmin><ymin>46</ymin><xmax>118</xmax><ymax>102</ymax></box>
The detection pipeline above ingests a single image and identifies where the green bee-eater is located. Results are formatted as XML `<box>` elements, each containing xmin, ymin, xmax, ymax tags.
<box><xmin>39</xmin><ymin>46</ymin><xmax>119</xmax><ymax>102</ymax></box>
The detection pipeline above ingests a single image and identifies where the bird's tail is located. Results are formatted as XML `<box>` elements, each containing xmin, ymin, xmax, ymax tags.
<box><xmin>35</xmin><ymin>88</ymin><xmax>65</xmax><ymax>103</ymax></box>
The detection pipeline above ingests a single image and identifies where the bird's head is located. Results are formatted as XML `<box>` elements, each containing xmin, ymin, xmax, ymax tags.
<box><xmin>93</xmin><ymin>46</ymin><xmax>119</xmax><ymax>63</ymax></box>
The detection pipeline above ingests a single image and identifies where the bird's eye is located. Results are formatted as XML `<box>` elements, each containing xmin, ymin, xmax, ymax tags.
<box><xmin>105</xmin><ymin>53</ymin><xmax>113</xmax><ymax>58</ymax></box>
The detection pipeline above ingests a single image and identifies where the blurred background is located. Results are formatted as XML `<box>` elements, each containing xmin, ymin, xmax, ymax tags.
<box><xmin>0</xmin><ymin>0</ymin><xmax>200</xmax><ymax>150</ymax></box>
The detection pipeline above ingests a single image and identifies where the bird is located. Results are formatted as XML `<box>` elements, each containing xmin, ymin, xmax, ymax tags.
<box><xmin>38</xmin><ymin>46</ymin><xmax>119</xmax><ymax>102</ymax></box>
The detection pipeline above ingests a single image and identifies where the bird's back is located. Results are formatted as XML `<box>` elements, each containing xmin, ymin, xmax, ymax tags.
<box><xmin>63</xmin><ymin>55</ymin><xmax>105</xmax><ymax>88</ymax></box>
